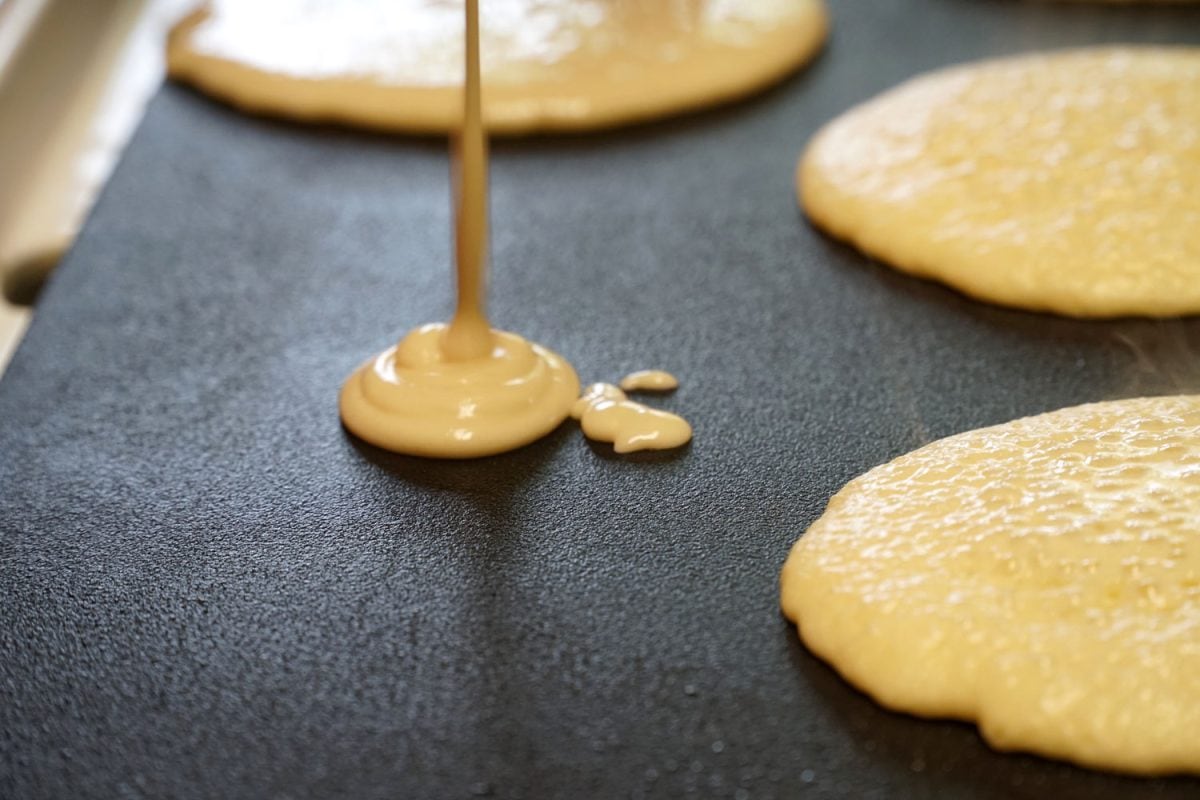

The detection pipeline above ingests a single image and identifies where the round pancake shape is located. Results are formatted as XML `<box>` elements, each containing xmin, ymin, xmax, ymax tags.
<box><xmin>799</xmin><ymin>48</ymin><xmax>1200</xmax><ymax>318</ymax></box>
<box><xmin>168</xmin><ymin>0</ymin><xmax>828</xmax><ymax>135</ymax></box>
<box><xmin>781</xmin><ymin>395</ymin><xmax>1200</xmax><ymax>775</ymax></box>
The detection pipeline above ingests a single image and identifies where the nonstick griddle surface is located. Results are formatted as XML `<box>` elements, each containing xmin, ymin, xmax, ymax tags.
<box><xmin>4</xmin><ymin>1</ymin><xmax>1200</xmax><ymax>797</ymax></box>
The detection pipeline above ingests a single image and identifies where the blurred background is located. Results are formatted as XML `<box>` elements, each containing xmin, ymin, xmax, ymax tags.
<box><xmin>0</xmin><ymin>0</ymin><xmax>192</xmax><ymax>374</ymax></box>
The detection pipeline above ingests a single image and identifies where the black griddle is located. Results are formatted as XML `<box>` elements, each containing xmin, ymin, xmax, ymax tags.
<box><xmin>4</xmin><ymin>1</ymin><xmax>1200</xmax><ymax>797</ymax></box>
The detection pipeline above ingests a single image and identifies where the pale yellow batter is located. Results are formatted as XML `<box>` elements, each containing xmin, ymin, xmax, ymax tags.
<box><xmin>340</xmin><ymin>323</ymin><xmax>578</xmax><ymax>458</ymax></box>
<box><xmin>570</xmin><ymin>382</ymin><xmax>628</xmax><ymax>420</ymax></box>
<box><xmin>569</xmin><ymin>381</ymin><xmax>692</xmax><ymax>453</ymax></box>
<box><xmin>339</xmin><ymin>0</ymin><xmax>577</xmax><ymax>458</ymax></box>
<box><xmin>167</xmin><ymin>0</ymin><xmax>828</xmax><ymax>134</ymax></box>
<box><xmin>575</xmin><ymin>388</ymin><xmax>692</xmax><ymax>454</ymax></box>
<box><xmin>781</xmin><ymin>395</ymin><xmax>1200</xmax><ymax>775</ymax></box>
<box><xmin>619</xmin><ymin>370</ymin><xmax>679</xmax><ymax>392</ymax></box>
<box><xmin>800</xmin><ymin>47</ymin><xmax>1200</xmax><ymax>318</ymax></box>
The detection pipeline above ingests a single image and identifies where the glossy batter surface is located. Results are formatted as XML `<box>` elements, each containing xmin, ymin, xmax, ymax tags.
<box><xmin>339</xmin><ymin>323</ymin><xmax>578</xmax><ymax>458</ymax></box>
<box><xmin>339</xmin><ymin>0</ymin><xmax>579</xmax><ymax>458</ymax></box>
<box><xmin>570</xmin><ymin>381</ymin><xmax>628</xmax><ymax>420</ymax></box>
<box><xmin>781</xmin><ymin>395</ymin><xmax>1200</xmax><ymax>775</ymax></box>
<box><xmin>572</xmin><ymin>381</ymin><xmax>692</xmax><ymax>453</ymax></box>
<box><xmin>619</xmin><ymin>369</ymin><xmax>679</xmax><ymax>392</ymax></box>
<box><xmin>167</xmin><ymin>0</ymin><xmax>828</xmax><ymax>134</ymax></box>
<box><xmin>800</xmin><ymin>48</ymin><xmax>1200</xmax><ymax>318</ymax></box>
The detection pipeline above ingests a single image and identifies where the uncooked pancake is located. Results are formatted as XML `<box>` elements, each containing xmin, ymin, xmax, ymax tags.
<box><xmin>339</xmin><ymin>0</ymin><xmax>580</xmax><ymax>458</ymax></box>
<box><xmin>168</xmin><ymin>0</ymin><xmax>829</xmax><ymax>134</ymax></box>
<box><xmin>780</xmin><ymin>395</ymin><xmax>1200</xmax><ymax>775</ymax></box>
<box><xmin>799</xmin><ymin>47</ymin><xmax>1200</xmax><ymax>318</ymax></box>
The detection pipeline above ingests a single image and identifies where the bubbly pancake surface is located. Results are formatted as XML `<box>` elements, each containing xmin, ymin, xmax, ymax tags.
<box><xmin>168</xmin><ymin>0</ymin><xmax>828</xmax><ymax>134</ymax></box>
<box><xmin>780</xmin><ymin>395</ymin><xmax>1200</xmax><ymax>775</ymax></box>
<box><xmin>800</xmin><ymin>47</ymin><xmax>1200</xmax><ymax>318</ymax></box>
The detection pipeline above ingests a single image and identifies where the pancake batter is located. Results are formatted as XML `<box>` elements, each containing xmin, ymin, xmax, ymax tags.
<box><xmin>780</xmin><ymin>395</ymin><xmax>1200</xmax><ymax>775</ymax></box>
<box><xmin>571</xmin><ymin>382</ymin><xmax>691</xmax><ymax>453</ymax></box>
<box><xmin>339</xmin><ymin>0</ymin><xmax>578</xmax><ymax>458</ymax></box>
<box><xmin>571</xmin><ymin>382</ymin><xmax>628</xmax><ymax>420</ymax></box>
<box><xmin>619</xmin><ymin>370</ymin><xmax>679</xmax><ymax>392</ymax></box>
<box><xmin>800</xmin><ymin>47</ymin><xmax>1200</xmax><ymax>318</ymax></box>
<box><xmin>167</xmin><ymin>0</ymin><xmax>829</xmax><ymax>134</ymax></box>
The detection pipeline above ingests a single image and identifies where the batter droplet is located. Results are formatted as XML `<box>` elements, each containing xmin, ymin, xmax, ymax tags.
<box><xmin>619</xmin><ymin>370</ymin><xmax>679</xmax><ymax>392</ymax></box>
<box><xmin>573</xmin><ymin>382</ymin><xmax>692</xmax><ymax>454</ymax></box>
<box><xmin>570</xmin><ymin>382</ymin><xmax>628</xmax><ymax>419</ymax></box>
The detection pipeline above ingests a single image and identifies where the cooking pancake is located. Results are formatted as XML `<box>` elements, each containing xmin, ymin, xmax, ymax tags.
<box><xmin>800</xmin><ymin>47</ymin><xmax>1200</xmax><ymax>318</ymax></box>
<box><xmin>169</xmin><ymin>0</ymin><xmax>828</xmax><ymax>135</ymax></box>
<box><xmin>781</xmin><ymin>395</ymin><xmax>1200</xmax><ymax>775</ymax></box>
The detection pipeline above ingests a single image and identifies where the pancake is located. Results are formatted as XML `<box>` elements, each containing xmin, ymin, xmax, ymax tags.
<box><xmin>169</xmin><ymin>0</ymin><xmax>828</xmax><ymax>134</ymax></box>
<box><xmin>781</xmin><ymin>395</ymin><xmax>1200</xmax><ymax>775</ymax></box>
<box><xmin>800</xmin><ymin>48</ymin><xmax>1200</xmax><ymax>318</ymax></box>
